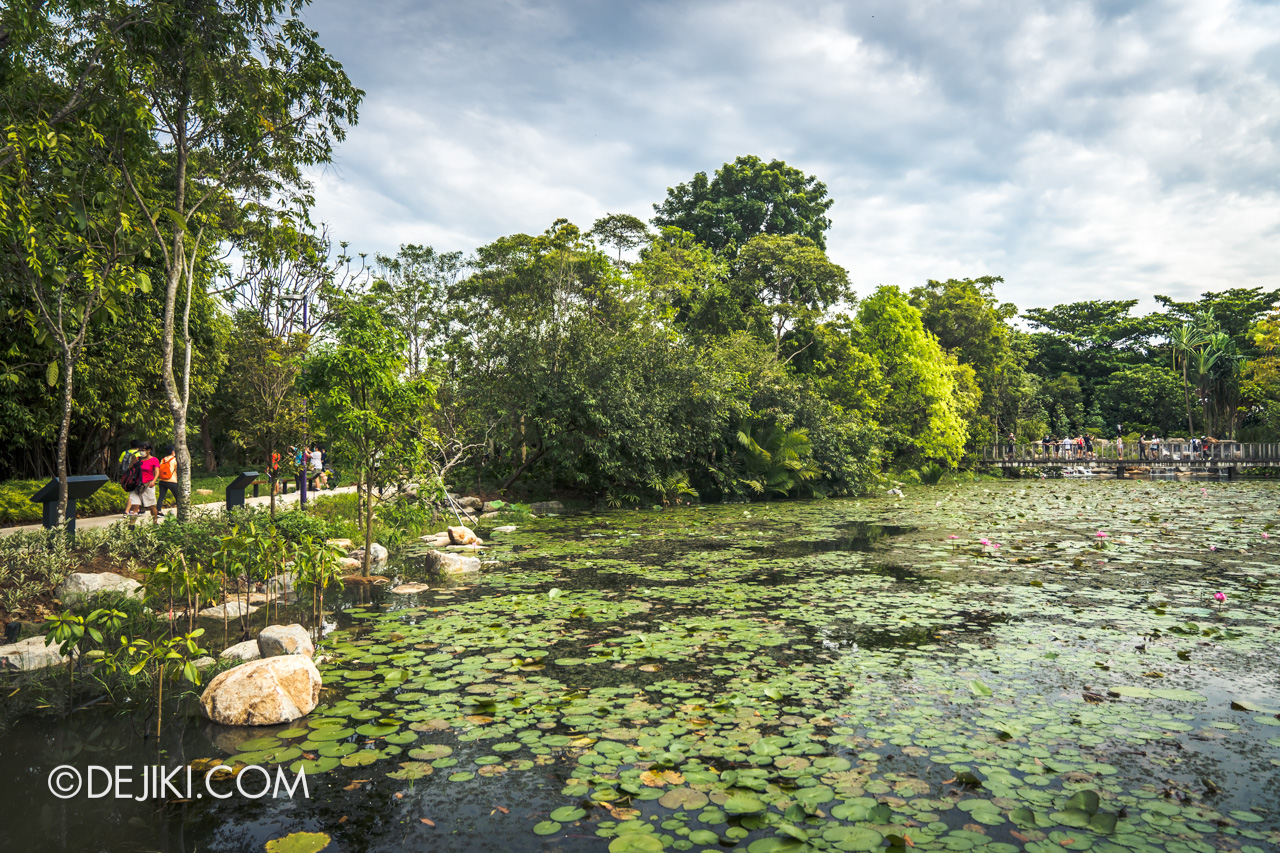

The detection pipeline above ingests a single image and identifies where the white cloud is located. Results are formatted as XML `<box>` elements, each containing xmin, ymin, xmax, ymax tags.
<box><xmin>300</xmin><ymin>0</ymin><xmax>1280</xmax><ymax>310</ymax></box>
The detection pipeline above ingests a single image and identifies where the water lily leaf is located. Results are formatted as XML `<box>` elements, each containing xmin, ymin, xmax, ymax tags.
<box><xmin>263</xmin><ymin>832</ymin><xmax>331</xmax><ymax>853</ymax></box>
<box><xmin>549</xmin><ymin>806</ymin><xmax>586</xmax><ymax>822</ymax></box>
<box><xmin>1089</xmin><ymin>812</ymin><xmax>1117</xmax><ymax>834</ymax></box>
<box><xmin>659</xmin><ymin>788</ymin><xmax>708</xmax><ymax>810</ymax></box>
<box><xmin>746</xmin><ymin>838</ymin><xmax>807</xmax><ymax>853</ymax></box>
<box><xmin>608</xmin><ymin>834</ymin><xmax>666</xmax><ymax>852</ymax></box>
<box><xmin>724</xmin><ymin>794</ymin><xmax>767</xmax><ymax>814</ymax></box>
<box><xmin>1064</xmin><ymin>790</ymin><xmax>1099</xmax><ymax>816</ymax></box>
<box><xmin>969</xmin><ymin>680</ymin><xmax>992</xmax><ymax>697</ymax></box>
<box><xmin>532</xmin><ymin>820</ymin><xmax>561</xmax><ymax>836</ymax></box>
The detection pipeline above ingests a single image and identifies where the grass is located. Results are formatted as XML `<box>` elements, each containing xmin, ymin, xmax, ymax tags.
<box><xmin>0</xmin><ymin>474</ymin><xmax>239</xmax><ymax>526</ymax></box>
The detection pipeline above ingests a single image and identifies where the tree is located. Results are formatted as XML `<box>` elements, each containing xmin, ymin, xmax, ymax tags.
<box><xmin>117</xmin><ymin>0</ymin><xmax>363</xmax><ymax>521</ymax></box>
<box><xmin>0</xmin><ymin>0</ymin><xmax>148</xmax><ymax>526</ymax></box>
<box><xmin>220</xmin><ymin>313</ymin><xmax>307</xmax><ymax>516</ymax></box>
<box><xmin>300</xmin><ymin>300</ymin><xmax>435</xmax><ymax>575</ymax></box>
<box><xmin>1168</xmin><ymin>322</ymin><xmax>1206</xmax><ymax>435</ymax></box>
<box><xmin>1094</xmin><ymin>364</ymin><xmax>1182</xmax><ymax>435</ymax></box>
<box><xmin>854</xmin><ymin>287</ymin><xmax>967</xmax><ymax>466</ymax></box>
<box><xmin>589</xmin><ymin>213</ymin><xmax>649</xmax><ymax>266</ymax></box>
<box><xmin>729</xmin><ymin>234</ymin><xmax>850</xmax><ymax>356</ymax></box>
<box><xmin>372</xmin><ymin>244</ymin><xmax>464</xmax><ymax>376</ymax></box>
<box><xmin>910</xmin><ymin>276</ymin><xmax>1031</xmax><ymax>448</ymax></box>
<box><xmin>652</xmin><ymin>155</ymin><xmax>834</xmax><ymax>255</ymax></box>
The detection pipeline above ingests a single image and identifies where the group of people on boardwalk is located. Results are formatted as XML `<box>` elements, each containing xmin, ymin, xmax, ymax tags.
<box><xmin>1003</xmin><ymin>431</ymin><xmax>1226</xmax><ymax>462</ymax></box>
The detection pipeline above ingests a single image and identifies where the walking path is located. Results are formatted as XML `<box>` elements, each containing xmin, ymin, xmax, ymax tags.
<box><xmin>0</xmin><ymin>484</ymin><xmax>359</xmax><ymax>537</ymax></box>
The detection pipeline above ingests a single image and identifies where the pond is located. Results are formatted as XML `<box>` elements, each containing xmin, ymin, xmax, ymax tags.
<box><xmin>1</xmin><ymin>479</ymin><xmax>1277</xmax><ymax>853</ymax></box>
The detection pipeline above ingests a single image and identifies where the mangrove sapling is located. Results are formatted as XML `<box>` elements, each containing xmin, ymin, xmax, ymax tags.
<box><xmin>42</xmin><ymin>607</ymin><xmax>126</xmax><ymax>692</ymax></box>
<box><xmin>124</xmin><ymin>628</ymin><xmax>208</xmax><ymax>739</ymax></box>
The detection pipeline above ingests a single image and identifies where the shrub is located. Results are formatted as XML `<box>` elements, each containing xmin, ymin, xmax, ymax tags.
<box><xmin>918</xmin><ymin>462</ymin><xmax>946</xmax><ymax>485</ymax></box>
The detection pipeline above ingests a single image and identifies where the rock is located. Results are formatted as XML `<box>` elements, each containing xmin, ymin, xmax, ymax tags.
<box><xmin>258</xmin><ymin>624</ymin><xmax>314</xmax><ymax>659</ymax></box>
<box><xmin>338</xmin><ymin>556</ymin><xmax>361</xmax><ymax>571</ymax></box>
<box><xmin>55</xmin><ymin>571</ymin><xmax>142</xmax><ymax>605</ymax></box>
<box><xmin>348</xmin><ymin>543</ymin><xmax>388</xmax><ymax>564</ymax></box>
<box><xmin>528</xmin><ymin>500</ymin><xmax>565</xmax><ymax>515</ymax></box>
<box><xmin>220</xmin><ymin>640</ymin><xmax>261</xmax><ymax>662</ymax></box>
<box><xmin>326</xmin><ymin>538</ymin><xmax>354</xmax><ymax>551</ymax></box>
<box><xmin>480</xmin><ymin>560</ymin><xmax>502</xmax><ymax>569</ymax></box>
<box><xmin>493</xmin><ymin>525</ymin><xmax>518</xmax><ymax>533</ymax></box>
<box><xmin>391</xmin><ymin>582</ymin><xmax>430</xmax><ymax>594</ymax></box>
<box><xmin>266</xmin><ymin>573</ymin><xmax>296</xmax><ymax>596</ymax></box>
<box><xmin>0</xmin><ymin>635</ymin><xmax>68</xmax><ymax>671</ymax></box>
<box><xmin>199</xmin><ymin>656</ymin><xmax>322</xmax><ymax>726</ymax></box>
<box><xmin>192</xmin><ymin>656</ymin><xmax>216</xmax><ymax>670</ymax></box>
<box><xmin>340</xmin><ymin>574</ymin><xmax>390</xmax><ymax>585</ymax></box>
<box><xmin>480</xmin><ymin>511</ymin><xmax>502</xmax><ymax>519</ymax></box>
<box><xmin>420</xmin><ymin>532</ymin><xmax>452</xmax><ymax>546</ymax></box>
<box><xmin>457</xmin><ymin>496</ymin><xmax>484</xmax><ymax>511</ymax></box>
<box><xmin>422</xmin><ymin>550</ymin><xmax>481</xmax><ymax>575</ymax></box>
<box><xmin>198</xmin><ymin>600</ymin><xmax>261</xmax><ymax>620</ymax></box>
<box><xmin>447</xmin><ymin>525</ymin><xmax>480</xmax><ymax>545</ymax></box>
<box><xmin>482</xmin><ymin>500</ymin><xmax>506</xmax><ymax>512</ymax></box>
<box><xmin>196</xmin><ymin>488</ymin><xmax>214</xmax><ymax>496</ymax></box>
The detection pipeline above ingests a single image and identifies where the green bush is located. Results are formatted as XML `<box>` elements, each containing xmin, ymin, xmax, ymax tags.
<box><xmin>918</xmin><ymin>462</ymin><xmax>946</xmax><ymax>485</ymax></box>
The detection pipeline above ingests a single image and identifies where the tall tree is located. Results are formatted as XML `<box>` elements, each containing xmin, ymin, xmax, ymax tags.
<box><xmin>0</xmin><ymin>0</ymin><xmax>148</xmax><ymax>526</ymax></box>
<box><xmin>372</xmin><ymin>244</ymin><xmax>464</xmax><ymax>376</ymax></box>
<box><xmin>589</xmin><ymin>213</ymin><xmax>649</xmax><ymax>266</ymax></box>
<box><xmin>652</xmin><ymin>155</ymin><xmax>833</xmax><ymax>255</ymax></box>
<box><xmin>300</xmin><ymin>299</ymin><xmax>435</xmax><ymax>575</ymax></box>
<box><xmin>117</xmin><ymin>0</ymin><xmax>362</xmax><ymax>520</ymax></box>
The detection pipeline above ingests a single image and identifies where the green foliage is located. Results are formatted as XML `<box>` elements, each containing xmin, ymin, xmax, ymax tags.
<box><xmin>734</xmin><ymin>423</ymin><xmax>821</xmax><ymax>498</ymax></box>
<box><xmin>855</xmin><ymin>286</ymin><xmax>967</xmax><ymax>466</ymax></box>
<box><xmin>918</xmin><ymin>462</ymin><xmax>946</xmax><ymax>485</ymax></box>
<box><xmin>652</xmin><ymin>155</ymin><xmax>834</xmax><ymax>255</ymax></box>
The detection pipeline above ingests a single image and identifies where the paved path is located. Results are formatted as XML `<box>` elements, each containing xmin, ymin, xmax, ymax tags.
<box><xmin>0</xmin><ymin>484</ymin><xmax>359</xmax><ymax>537</ymax></box>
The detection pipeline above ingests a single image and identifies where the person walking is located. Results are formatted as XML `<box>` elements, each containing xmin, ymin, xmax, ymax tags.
<box><xmin>1084</xmin><ymin>433</ymin><xmax>1093</xmax><ymax>459</ymax></box>
<box><xmin>1138</xmin><ymin>434</ymin><xmax>1148</xmax><ymax>460</ymax></box>
<box><xmin>117</xmin><ymin>439</ymin><xmax>140</xmax><ymax>513</ymax></box>
<box><xmin>310</xmin><ymin>444</ymin><xmax>328</xmax><ymax>490</ymax></box>
<box><xmin>1115</xmin><ymin>435</ymin><xmax>1124</xmax><ymax>459</ymax></box>
<box><xmin>125</xmin><ymin>442</ymin><xmax>161</xmax><ymax>523</ymax></box>
<box><xmin>1006</xmin><ymin>432</ymin><xmax>1015</xmax><ymax>458</ymax></box>
<box><xmin>1150</xmin><ymin>434</ymin><xmax>1160</xmax><ymax>460</ymax></box>
<box><xmin>156</xmin><ymin>445</ymin><xmax>179</xmax><ymax>512</ymax></box>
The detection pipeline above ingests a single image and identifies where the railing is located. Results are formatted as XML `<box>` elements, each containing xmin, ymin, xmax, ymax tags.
<box><xmin>982</xmin><ymin>441</ymin><xmax>1280</xmax><ymax>463</ymax></box>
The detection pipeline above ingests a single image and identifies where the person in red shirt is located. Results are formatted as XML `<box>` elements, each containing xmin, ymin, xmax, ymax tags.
<box><xmin>126</xmin><ymin>442</ymin><xmax>162</xmax><ymax>523</ymax></box>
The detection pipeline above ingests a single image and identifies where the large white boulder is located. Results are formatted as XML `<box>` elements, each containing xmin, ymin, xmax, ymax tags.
<box><xmin>257</xmin><ymin>624</ymin><xmax>314</xmax><ymax>659</ymax></box>
<box><xmin>198</xmin><ymin>600</ymin><xmax>260</xmax><ymax>620</ymax></box>
<box><xmin>348</xmin><ymin>543</ymin><xmax>388</xmax><ymax>564</ymax></box>
<box><xmin>423</xmin><ymin>550</ymin><xmax>481</xmax><ymax>575</ymax></box>
<box><xmin>447</xmin><ymin>525</ymin><xmax>481</xmax><ymax>545</ymax></box>
<box><xmin>0</xmin><ymin>635</ymin><xmax>68</xmax><ymax>671</ymax></box>
<box><xmin>219</xmin><ymin>640</ymin><xmax>261</xmax><ymax>662</ymax></box>
<box><xmin>457</xmin><ymin>496</ymin><xmax>484</xmax><ymax>511</ymax></box>
<box><xmin>199</xmin><ymin>656</ymin><xmax>322</xmax><ymax>726</ymax></box>
<box><xmin>55</xmin><ymin>572</ymin><xmax>142</xmax><ymax>604</ymax></box>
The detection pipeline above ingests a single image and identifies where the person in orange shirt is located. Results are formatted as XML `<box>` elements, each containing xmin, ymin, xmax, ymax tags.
<box><xmin>157</xmin><ymin>445</ymin><xmax>179</xmax><ymax>512</ymax></box>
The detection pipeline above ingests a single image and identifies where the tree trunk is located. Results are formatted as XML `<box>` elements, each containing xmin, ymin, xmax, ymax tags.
<box><xmin>1182</xmin><ymin>359</ymin><xmax>1193</xmax><ymax>436</ymax></box>
<box><xmin>200</xmin><ymin>408</ymin><xmax>216</xmax><ymax>472</ymax></box>
<box><xmin>362</xmin><ymin>464</ymin><xmax>373</xmax><ymax>577</ymax></box>
<box><xmin>55</xmin><ymin>347</ymin><xmax>74</xmax><ymax>534</ymax></box>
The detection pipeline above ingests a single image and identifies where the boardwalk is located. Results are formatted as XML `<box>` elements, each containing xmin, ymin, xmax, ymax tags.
<box><xmin>982</xmin><ymin>441</ymin><xmax>1280</xmax><ymax>478</ymax></box>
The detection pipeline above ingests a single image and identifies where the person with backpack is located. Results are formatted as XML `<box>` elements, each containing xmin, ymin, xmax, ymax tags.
<box><xmin>118</xmin><ymin>439</ymin><xmax>140</xmax><ymax>513</ymax></box>
<box><xmin>157</xmin><ymin>445</ymin><xmax>179</xmax><ymax>512</ymax></box>
<box><xmin>123</xmin><ymin>442</ymin><xmax>161</xmax><ymax>523</ymax></box>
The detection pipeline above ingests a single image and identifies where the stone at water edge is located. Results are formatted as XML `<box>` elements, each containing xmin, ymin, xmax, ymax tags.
<box><xmin>493</xmin><ymin>525</ymin><xmax>518</xmax><ymax>533</ymax></box>
<box><xmin>340</xmin><ymin>574</ymin><xmax>390</xmax><ymax>585</ymax></box>
<box><xmin>482</xmin><ymin>500</ymin><xmax>506</xmax><ymax>512</ymax></box>
<box><xmin>456</xmin><ymin>496</ymin><xmax>484</xmax><ymax>511</ymax></box>
<box><xmin>447</xmin><ymin>525</ymin><xmax>481</xmax><ymax>545</ymax></box>
<box><xmin>198</xmin><ymin>600</ymin><xmax>260</xmax><ymax>620</ymax></box>
<box><xmin>325</xmin><ymin>538</ymin><xmax>354</xmax><ymax>551</ymax></box>
<box><xmin>391</xmin><ymin>582</ymin><xmax>430</xmax><ymax>594</ymax></box>
<box><xmin>422</xmin><ymin>550</ymin><xmax>481</xmax><ymax>574</ymax></box>
<box><xmin>528</xmin><ymin>500</ymin><xmax>565</xmax><ymax>515</ymax></box>
<box><xmin>337</xmin><ymin>556</ymin><xmax>361</xmax><ymax>571</ymax></box>
<box><xmin>258</xmin><ymin>624</ymin><xmax>314</xmax><ymax>659</ymax></box>
<box><xmin>199</xmin><ymin>656</ymin><xmax>322</xmax><ymax>726</ymax></box>
<box><xmin>220</xmin><ymin>640</ymin><xmax>261</xmax><ymax>662</ymax></box>
<box><xmin>347</xmin><ymin>542</ymin><xmax>388</xmax><ymax>564</ymax></box>
<box><xmin>55</xmin><ymin>572</ymin><xmax>142</xmax><ymax>605</ymax></box>
<box><xmin>192</xmin><ymin>656</ymin><xmax>216</xmax><ymax>670</ymax></box>
<box><xmin>0</xmin><ymin>635</ymin><xmax>68</xmax><ymax>671</ymax></box>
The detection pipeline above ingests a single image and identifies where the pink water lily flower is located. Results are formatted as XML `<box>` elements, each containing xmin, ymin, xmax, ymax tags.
<box><xmin>1263</xmin><ymin>532</ymin><xmax>1270</xmax><ymax>539</ymax></box>
<box><xmin>992</xmin><ymin>543</ymin><xmax>1001</xmax><ymax>549</ymax></box>
<box><xmin>1214</xmin><ymin>592</ymin><xmax>1226</xmax><ymax>602</ymax></box>
<box><xmin>979</xmin><ymin>538</ymin><xmax>990</xmax><ymax>546</ymax></box>
<box><xmin>948</xmin><ymin>534</ymin><xmax>958</xmax><ymax>539</ymax></box>
<box><xmin>1095</xmin><ymin>531</ymin><xmax>1109</xmax><ymax>539</ymax></box>
<box><xmin>1209</xmin><ymin>545</ymin><xmax>1217</xmax><ymax>551</ymax></box>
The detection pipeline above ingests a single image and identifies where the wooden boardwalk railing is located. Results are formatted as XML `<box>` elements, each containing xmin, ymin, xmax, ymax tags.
<box><xmin>982</xmin><ymin>441</ymin><xmax>1280</xmax><ymax>474</ymax></box>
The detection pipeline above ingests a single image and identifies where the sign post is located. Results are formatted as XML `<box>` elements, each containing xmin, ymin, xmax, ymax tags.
<box><xmin>29</xmin><ymin>475</ymin><xmax>109</xmax><ymax>536</ymax></box>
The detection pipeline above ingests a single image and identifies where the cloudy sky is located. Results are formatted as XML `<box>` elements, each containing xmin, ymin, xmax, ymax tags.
<box><xmin>300</xmin><ymin>0</ymin><xmax>1280</xmax><ymax>311</ymax></box>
